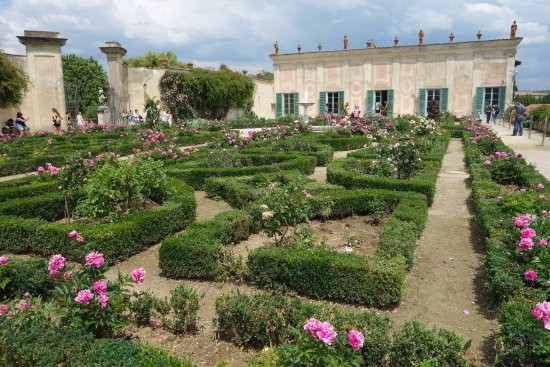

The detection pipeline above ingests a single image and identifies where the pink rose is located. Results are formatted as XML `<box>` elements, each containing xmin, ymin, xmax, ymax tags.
<box><xmin>513</xmin><ymin>214</ymin><xmax>532</xmax><ymax>228</ymax></box>
<box><xmin>37</xmin><ymin>166</ymin><xmax>45</xmax><ymax>174</ymax></box>
<box><xmin>0</xmin><ymin>256</ymin><xmax>8</xmax><ymax>266</ymax></box>
<box><xmin>92</xmin><ymin>280</ymin><xmax>107</xmax><ymax>295</ymax></box>
<box><xmin>539</xmin><ymin>239</ymin><xmax>547</xmax><ymax>248</ymax></box>
<box><xmin>524</xmin><ymin>269</ymin><xmax>538</xmax><ymax>282</ymax></box>
<box><xmin>0</xmin><ymin>304</ymin><xmax>7</xmax><ymax>316</ymax></box>
<box><xmin>348</xmin><ymin>330</ymin><xmax>365</xmax><ymax>350</ymax></box>
<box><xmin>131</xmin><ymin>268</ymin><xmax>146</xmax><ymax>284</ymax></box>
<box><xmin>316</xmin><ymin>322</ymin><xmax>337</xmax><ymax>345</ymax></box>
<box><xmin>19</xmin><ymin>303</ymin><xmax>30</xmax><ymax>313</ymax></box>
<box><xmin>518</xmin><ymin>238</ymin><xmax>534</xmax><ymax>251</ymax></box>
<box><xmin>97</xmin><ymin>293</ymin><xmax>109</xmax><ymax>308</ymax></box>
<box><xmin>304</xmin><ymin>318</ymin><xmax>322</xmax><ymax>336</ymax></box>
<box><xmin>23</xmin><ymin>292</ymin><xmax>30</xmax><ymax>299</ymax></box>
<box><xmin>48</xmin><ymin>254</ymin><xmax>66</xmax><ymax>276</ymax></box>
<box><xmin>531</xmin><ymin>301</ymin><xmax>550</xmax><ymax>330</ymax></box>
<box><xmin>537</xmin><ymin>183</ymin><xmax>545</xmax><ymax>190</ymax></box>
<box><xmin>75</xmin><ymin>289</ymin><xmax>94</xmax><ymax>305</ymax></box>
<box><xmin>85</xmin><ymin>251</ymin><xmax>105</xmax><ymax>268</ymax></box>
<box><xmin>520</xmin><ymin>228</ymin><xmax>536</xmax><ymax>239</ymax></box>
<box><xmin>68</xmin><ymin>230</ymin><xmax>78</xmax><ymax>239</ymax></box>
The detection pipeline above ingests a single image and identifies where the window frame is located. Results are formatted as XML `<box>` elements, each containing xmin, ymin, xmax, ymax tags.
<box><xmin>326</xmin><ymin>92</ymin><xmax>339</xmax><ymax>114</ymax></box>
<box><xmin>483</xmin><ymin>87</ymin><xmax>500</xmax><ymax>110</ymax></box>
<box><xmin>374</xmin><ymin>90</ymin><xmax>389</xmax><ymax>114</ymax></box>
<box><xmin>283</xmin><ymin>93</ymin><xmax>295</xmax><ymax>116</ymax></box>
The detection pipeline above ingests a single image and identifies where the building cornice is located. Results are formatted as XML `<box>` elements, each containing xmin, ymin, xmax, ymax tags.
<box><xmin>270</xmin><ymin>38</ymin><xmax>522</xmax><ymax>64</ymax></box>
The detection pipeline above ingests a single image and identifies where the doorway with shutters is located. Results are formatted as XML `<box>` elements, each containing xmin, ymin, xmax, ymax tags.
<box><xmin>417</xmin><ymin>88</ymin><xmax>448</xmax><ymax>116</ymax></box>
<box><xmin>366</xmin><ymin>90</ymin><xmax>394</xmax><ymax>116</ymax></box>
<box><xmin>473</xmin><ymin>86</ymin><xmax>505</xmax><ymax>116</ymax></box>
<box><xmin>275</xmin><ymin>92</ymin><xmax>299</xmax><ymax>117</ymax></box>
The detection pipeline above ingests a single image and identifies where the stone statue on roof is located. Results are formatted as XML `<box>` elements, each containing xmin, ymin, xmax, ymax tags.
<box><xmin>510</xmin><ymin>21</ymin><xmax>517</xmax><ymax>39</ymax></box>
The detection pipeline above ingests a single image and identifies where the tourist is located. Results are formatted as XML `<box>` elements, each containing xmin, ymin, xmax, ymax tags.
<box><xmin>122</xmin><ymin>109</ymin><xmax>129</xmax><ymax>125</ymax></box>
<box><xmin>161</xmin><ymin>110</ymin><xmax>168</xmax><ymax>125</ymax></box>
<box><xmin>324</xmin><ymin>103</ymin><xmax>331</xmax><ymax>125</ymax></box>
<box><xmin>76</xmin><ymin>111</ymin><xmax>85</xmax><ymax>128</ymax></box>
<box><xmin>15</xmin><ymin>112</ymin><xmax>31</xmax><ymax>137</ymax></box>
<box><xmin>351</xmin><ymin>105</ymin><xmax>360</xmax><ymax>121</ymax></box>
<box><xmin>4</xmin><ymin>118</ymin><xmax>16</xmax><ymax>135</ymax></box>
<box><xmin>492</xmin><ymin>104</ymin><xmax>500</xmax><ymax>125</ymax></box>
<box><xmin>52</xmin><ymin>108</ymin><xmax>62</xmax><ymax>135</ymax></box>
<box><xmin>65</xmin><ymin>111</ymin><xmax>72</xmax><ymax>129</ymax></box>
<box><xmin>512</xmin><ymin>102</ymin><xmax>526</xmax><ymax>136</ymax></box>
<box><xmin>134</xmin><ymin>109</ymin><xmax>143</xmax><ymax>124</ymax></box>
<box><xmin>167</xmin><ymin>110</ymin><xmax>173</xmax><ymax>127</ymax></box>
<box><xmin>484</xmin><ymin>105</ymin><xmax>492</xmax><ymax>124</ymax></box>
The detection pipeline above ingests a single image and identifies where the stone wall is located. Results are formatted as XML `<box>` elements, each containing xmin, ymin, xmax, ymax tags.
<box><xmin>272</xmin><ymin>38</ymin><xmax>521</xmax><ymax>117</ymax></box>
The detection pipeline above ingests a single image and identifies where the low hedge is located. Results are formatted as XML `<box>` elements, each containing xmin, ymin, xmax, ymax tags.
<box><xmin>247</xmin><ymin>246</ymin><xmax>406</xmax><ymax>307</ymax></box>
<box><xmin>215</xmin><ymin>292</ymin><xmax>391</xmax><ymax>366</ymax></box>
<box><xmin>327</xmin><ymin>158</ymin><xmax>441</xmax><ymax>205</ymax></box>
<box><xmin>159</xmin><ymin>209</ymin><xmax>252</xmax><ymax>279</ymax></box>
<box><xmin>0</xmin><ymin>257</ymin><xmax>54</xmax><ymax>300</ymax></box>
<box><xmin>0</xmin><ymin>179</ymin><xmax>196</xmax><ymax>262</ymax></box>
<box><xmin>0</xmin><ymin>191</ymin><xmax>64</xmax><ymax>221</ymax></box>
<box><xmin>314</xmin><ymin>135</ymin><xmax>371</xmax><ymax>151</ymax></box>
<box><xmin>0</xmin><ymin>180</ymin><xmax>58</xmax><ymax>201</ymax></box>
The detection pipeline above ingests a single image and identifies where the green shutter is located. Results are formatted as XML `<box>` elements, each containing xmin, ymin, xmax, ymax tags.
<box><xmin>474</xmin><ymin>87</ymin><xmax>484</xmax><ymax>114</ymax></box>
<box><xmin>337</xmin><ymin>91</ymin><xmax>344</xmax><ymax>114</ymax></box>
<box><xmin>498</xmin><ymin>86</ymin><xmax>506</xmax><ymax>113</ymax></box>
<box><xmin>276</xmin><ymin>93</ymin><xmax>282</xmax><ymax>117</ymax></box>
<box><xmin>293</xmin><ymin>92</ymin><xmax>299</xmax><ymax>116</ymax></box>
<box><xmin>366</xmin><ymin>90</ymin><xmax>374</xmax><ymax>117</ymax></box>
<box><xmin>440</xmin><ymin>88</ymin><xmax>448</xmax><ymax>112</ymax></box>
<box><xmin>387</xmin><ymin>89</ymin><xmax>394</xmax><ymax>115</ymax></box>
<box><xmin>319</xmin><ymin>92</ymin><xmax>326</xmax><ymax>116</ymax></box>
<box><xmin>418</xmin><ymin>89</ymin><xmax>426</xmax><ymax>116</ymax></box>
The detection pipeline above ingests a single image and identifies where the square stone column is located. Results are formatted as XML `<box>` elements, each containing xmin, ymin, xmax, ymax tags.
<box><xmin>100</xmin><ymin>42</ymin><xmax>127</xmax><ymax>124</ymax></box>
<box><xmin>17</xmin><ymin>31</ymin><xmax>67</xmax><ymax>132</ymax></box>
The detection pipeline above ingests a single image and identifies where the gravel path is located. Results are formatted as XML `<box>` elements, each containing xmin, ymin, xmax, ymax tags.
<box><xmin>491</xmin><ymin>122</ymin><xmax>550</xmax><ymax>179</ymax></box>
<box><xmin>307</xmin><ymin>149</ymin><xmax>359</xmax><ymax>183</ymax></box>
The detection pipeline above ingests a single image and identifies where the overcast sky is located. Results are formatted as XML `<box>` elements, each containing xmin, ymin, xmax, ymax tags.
<box><xmin>1</xmin><ymin>0</ymin><xmax>549</xmax><ymax>90</ymax></box>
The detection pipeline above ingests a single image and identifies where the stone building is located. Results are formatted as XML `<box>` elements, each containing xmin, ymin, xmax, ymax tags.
<box><xmin>271</xmin><ymin>35</ymin><xmax>522</xmax><ymax>118</ymax></box>
<box><xmin>0</xmin><ymin>31</ymin><xmax>67</xmax><ymax>132</ymax></box>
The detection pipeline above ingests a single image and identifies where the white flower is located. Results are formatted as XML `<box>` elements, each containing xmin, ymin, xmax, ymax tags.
<box><xmin>262</xmin><ymin>211</ymin><xmax>274</xmax><ymax>220</ymax></box>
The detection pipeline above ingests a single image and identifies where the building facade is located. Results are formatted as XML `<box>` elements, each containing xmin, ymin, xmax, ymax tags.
<box><xmin>271</xmin><ymin>38</ymin><xmax>522</xmax><ymax>118</ymax></box>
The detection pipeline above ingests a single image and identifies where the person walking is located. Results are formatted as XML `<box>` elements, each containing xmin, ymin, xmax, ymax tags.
<box><xmin>76</xmin><ymin>111</ymin><xmax>85</xmax><ymax>128</ymax></box>
<box><xmin>52</xmin><ymin>108</ymin><xmax>62</xmax><ymax>135</ymax></box>
<box><xmin>512</xmin><ymin>102</ymin><xmax>526</xmax><ymax>136</ymax></box>
<box><xmin>492</xmin><ymin>104</ymin><xmax>500</xmax><ymax>125</ymax></box>
<box><xmin>324</xmin><ymin>103</ymin><xmax>331</xmax><ymax>126</ymax></box>
<box><xmin>484</xmin><ymin>105</ymin><xmax>492</xmax><ymax>124</ymax></box>
<box><xmin>15</xmin><ymin>112</ymin><xmax>30</xmax><ymax>137</ymax></box>
<box><xmin>65</xmin><ymin>111</ymin><xmax>72</xmax><ymax>129</ymax></box>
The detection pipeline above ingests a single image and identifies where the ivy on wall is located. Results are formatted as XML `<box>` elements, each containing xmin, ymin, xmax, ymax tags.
<box><xmin>159</xmin><ymin>69</ymin><xmax>255</xmax><ymax>121</ymax></box>
<box><xmin>0</xmin><ymin>52</ymin><xmax>29</xmax><ymax>109</ymax></box>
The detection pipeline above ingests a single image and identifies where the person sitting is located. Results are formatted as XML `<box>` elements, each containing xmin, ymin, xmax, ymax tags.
<box><xmin>15</xmin><ymin>112</ymin><xmax>31</xmax><ymax>137</ymax></box>
<box><xmin>3</xmin><ymin>118</ymin><xmax>15</xmax><ymax>135</ymax></box>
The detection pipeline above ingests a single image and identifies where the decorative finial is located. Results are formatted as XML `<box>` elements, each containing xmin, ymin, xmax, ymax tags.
<box><xmin>449</xmin><ymin>32</ymin><xmax>455</xmax><ymax>43</ymax></box>
<box><xmin>274</xmin><ymin>41</ymin><xmax>279</xmax><ymax>55</ymax></box>
<box><xmin>476</xmin><ymin>30</ymin><xmax>482</xmax><ymax>40</ymax></box>
<box><xmin>510</xmin><ymin>21</ymin><xmax>517</xmax><ymax>39</ymax></box>
<box><xmin>418</xmin><ymin>30</ymin><xmax>424</xmax><ymax>45</ymax></box>
<box><xmin>317</xmin><ymin>42</ymin><xmax>322</xmax><ymax>51</ymax></box>
<box><xmin>297</xmin><ymin>43</ymin><xmax>302</xmax><ymax>53</ymax></box>
<box><xmin>343</xmin><ymin>35</ymin><xmax>349</xmax><ymax>50</ymax></box>
<box><xmin>394</xmin><ymin>36</ymin><xmax>399</xmax><ymax>47</ymax></box>
<box><xmin>366</xmin><ymin>39</ymin><xmax>373</xmax><ymax>48</ymax></box>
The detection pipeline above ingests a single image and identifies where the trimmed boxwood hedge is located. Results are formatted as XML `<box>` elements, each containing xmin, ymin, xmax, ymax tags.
<box><xmin>0</xmin><ymin>178</ymin><xmax>196</xmax><ymax>262</ymax></box>
<box><xmin>0</xmin><ymin>257</ymin><xmax>54</xmax><ymax>300</ymax></box>
<box><xmin>314</xmin><ymin>135</ymin><xmax>371</xmax><ymax>151</ymax></box>
<box><xmin>327</xmin><ymin>158</ymin><xmax>441</xmax><ymax>205</ymax></box>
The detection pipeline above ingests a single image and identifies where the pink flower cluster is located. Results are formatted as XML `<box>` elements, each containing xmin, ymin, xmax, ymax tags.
<box><xmin>513</xmin><ymin>214</ymin><xmax>532</xmax><ymax>228</ymax></box>
<box><xmin>92</xmin><ymin>280</ymin><xmax>109</xmax><ymax>308</ymax></box>
<box><xmin>85</xmin><ymin>251</ymin><xmax>105</xmax><ymax>268</ymax></box>
<box><xmin>37</xmin><ymin>162</ymin><xmax>59</xmax><ymax>176</ymax></box>
<box><xmin>75</xmin><ymin>289</ymin><xmax>94</xmax><ymax>305</ymax></box>
<box><xmin>68</xmin><ymin>229</ymin><xmax>85</xmax><ymax>244</ymax></box>
<box><xmin>131</xmin><ymin>268</ymin><xmax>146</xmax><ymax>284</ymax></box>
<box><xmin>48</xmin><ymin>254</ymin><xmax>66</xmax><ymax>276</ymax></box>
<box><xmin>0</xmin><ymin>255</ymin><xmax>7</xmax><ymax>266</ymax></box>
<box><xmin>303</xmin><ymin>318</ymin><xmax>365</xmax><ymax>350</ymax></box>
<box><xmin>531</xmin><ymin>301</ymin><xmax>550</xmax><ymax>330</ymax></box>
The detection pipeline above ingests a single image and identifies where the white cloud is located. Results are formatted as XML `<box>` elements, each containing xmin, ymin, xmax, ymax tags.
<box><xmin>401</xmin><ymin>9</ymin><xmax>454</xmax><ymax>32</ymax></box>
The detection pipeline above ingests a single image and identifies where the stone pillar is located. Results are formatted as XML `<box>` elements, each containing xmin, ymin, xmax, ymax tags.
<box><xmin>445</xmin><ymin>55</ymin><xmax>455</xmax><ymax>113</ymax></box>
<box><xmin>363</xmin><ymin>61</ymin><xmax>372</xmax><ymax>113</ymax></box>
<box><xmin>391</xmin><ymin>58</ymin><xmax>400</xmax><ymax>114</ymax></box>
<box><xmin>505</xmin><ymin>51</ymin><xmax>516</xmax><ymax>110</ymax></box>
<box><xmin>17</xmin><ymin>31</ymin><xmax>67</xmax><ymax>132</ymax></box>
<box><xmin>100</xmin><ymin>42</ymin><xmax>127</xmax><ymax>123</ymax></box>
<box><xmin>296</xmin><ymin>62</ymin><xmax>303</xmax><ymax>102</ymax></box>
<box><xmin>316</xmin><ymin>62</ymin><xmax>324</xmax><ymax>114</ymax></box>
<box><xmin>415</xmin><ymin>57</ymin><xmax>425</xmax><ymax>114</ymax></box>
<box><xmin>342</xmin><ymin>59</ymin><xmax>349</xmax><ymax>105</ymax></box>
<box><xmin>471</xmin><ymin>53</ymin><xmax>483</xmax><ymax>114</ymax></box>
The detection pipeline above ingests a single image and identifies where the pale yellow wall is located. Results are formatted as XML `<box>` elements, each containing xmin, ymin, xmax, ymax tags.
<box><xmin>251</xmin><ymin>78</ymin><xmax>274</xmax><ymax>119</ymax></box>
<box><xmin>272</xmin><ymin>39</ymin><xmax>521</xmax><ymax>117</ymax></box>
<box><xmin>127</xmin><ymin>67</ymin><xmax>167</xmax><ymax>115</ymax></box>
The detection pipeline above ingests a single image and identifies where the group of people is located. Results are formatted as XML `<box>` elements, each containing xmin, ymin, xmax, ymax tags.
<box><xmin>161</xmin><ymin>109</ymin><xmax>174</xmax><ymax>126</ymax></box>
<box><xmin>122</xmin><ymin>109</ymin><xmax>143</xmax><ymax>125</ymax></box>
<box><xmin>2</xmin><ymin>108</ymin><xmax>88</xmax><ymax>137</ymax></box>
<box><xmin>484</xmin><ymin>104</ymin><xmax>501</xmax><ymax>125</ymax></box>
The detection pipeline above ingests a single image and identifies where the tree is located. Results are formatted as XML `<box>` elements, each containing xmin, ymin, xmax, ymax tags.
<box><xmin>159</xmin><ymin>69</ymin><xmax>255</xmax><ymax>120</ymax></box>
<box><xmin>144</xmin><ymin>97</ymin><xmax>161</xmax><ymax>128</ymax></box>
<box><xmin>62</xmin><ymin>54</ymin><xmax>108</xmax><ymax>119</ymax></box>
<box><xmin>250</xmin><ymin>70</ymin><xmax>274</xmax><ymax>81</ymax></box>
<box><xmin>123</xmin><ymin>51</ymin><xmax>187</xmax><ymax>69</ymax></box>
<box><xmin>0</xmin><ymin>51</ymin><xmax>29</xmax><ymax>109</ymax></box>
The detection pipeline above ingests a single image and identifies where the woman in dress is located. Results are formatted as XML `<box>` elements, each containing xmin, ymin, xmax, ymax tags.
<box><xmin>52</xmin><ymin>108</ymin><xmax>62</xmax><ymax>135</ymax></box>
<box><xmin>15</xmin><ymin>112</ymin><xmax>30</xmax><ymax>137</ymax></box>
<box><xmin>76</xmin><ymin>111</ymin><xmax>86</xmax><ymax>128</ymax></box>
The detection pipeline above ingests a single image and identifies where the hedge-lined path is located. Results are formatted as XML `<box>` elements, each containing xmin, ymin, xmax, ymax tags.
<box><xmin>491</xmin><ymin>123</ymin><xmax>550</xmax><ymax>178</ymax></box>
<box><xmin>105</xmin><ymin>191</ymin><xmax>256</xmax><ymax>366</ymax></box>
<box><xmin>382</xmin><ymin>138</ymin><xmax>498</xmax><ymax>364</ymax></box>
<box><xmin>308</xmin><ymin>148</ymin><xmax>360</xmax><ymax>183</ymax></box>
<box><xmin>0</xmin><ymin>171</ymin><xmax>37</xmax><ymax>183</ymax></box>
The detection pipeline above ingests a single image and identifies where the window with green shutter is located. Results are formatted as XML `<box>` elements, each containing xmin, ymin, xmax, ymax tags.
<box><xmin>366</xmin><ymin>90</ymin><xmax>374</xmax><ymax>116</ymax></box>
<box><xmin>474</xmin><ymin>87</ymin><xmax>484</xmax><ymax>114</ymax></box>
<box><xmin>440</xmin><ymin>88</ymin><xmax>448</xmax><ymax>112</ymax></box>
<box><xmin>276</xmin><ymin>93</ymin><xmax>282</xmax><ymax>117</ymax></box>
<box><xmin>387</xmin><ymin>89</ymin><xmax>394</xmax><ymax>115</ymax></box>
<box><xmin>418</xmin><ymin>89</ymin><xmax>426</xmax><ymax>116</ymax></box>
<box><xmin>498</xmin><ymin>86</ymin><xmax>506</xmax><ymax>112</ymax></box>
<box><xmin>293</xmin><ymin>92</ymin><xmax>299</xmax><ymax>115</ymax></box>
<box><xmin>319</xmin><ymin>92</ymin><xmax>327</xmax><ymax>116</ymax></box>
<box><xmin>337</xmin><ymin>91</ymin><xmax>344</xmax><ymax>114</ymax></box>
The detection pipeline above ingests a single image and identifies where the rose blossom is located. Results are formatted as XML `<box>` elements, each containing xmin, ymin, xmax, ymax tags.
<box><xmin>524</xmin><ymin>269</ymin><xmax>538</xmax><ymax>282</ymax></box>
<box><xmin>68</xmin><ymin>230</ymin><xmax>78</xmax><ymax>239</ymax></box>
<box><xmin>539</xmin><ymin>239</ymin><xmax>547</xmax><ymax>248</ymax></box>
<box><xmin>531</xmin><ymin>301</ymin><xmax>550</xmax><ymax>330</ymax></box>
<box><xmin>261</xmin><ymin>211</ymin><xmax>274</xmax><ymax>220</ymax></box>
<box><xmin>0</xmin><ymin>304</ymin><xmax>7</xmax><ymax>316</ymax></box>
<box><xmin>48</xmin><ymin>254</ymin><xmax>66</xmax><ymax>276</ymax></box>
<box><xmin>316</xmin><ymin>322</ymin><xmax>337</xmax><ymax>345</ymax></box>
<box><xmin>518</xmin><ymin>237</ymin><xmax>534</xmax><ymax>251</ymax></box>
<box><xmin>520</xmin><ymin>228</ymin><xmax>536</xmax><ymax>239</ymax></box>
<box><xmin>37</xmin><ymin>166</ymin><xmax>45</xmax><ymax>174</ymax></box>
<box><xmin>0</xmin><ymin>256</ymin><xmax>7</xmax><ymax>266</ymax></box>
<box><xmin>75</xmin><ymin>289</ymin><xmax>94</xmax><ymax>305</ymax></box>
<box><xmin>85</xmin><ymin>252</ymin><xmax>105</xmax><ymax>268</ymax></box>
<box><xmin>537</xmin><ymin>183</ymin><xmax>545</xmax><ymax>190</ymax></box>
<box><xmin>19</xmin><ymin>303</ymin><xmax>30</xmax><ymax>313</ymax></box>
<box><xmin>97</xmin><ymin>293</ymin><xmax>109</xmax><ymax>308</ymax></box>
<box><xmin>513</xmin><ymin>214</ymin><xmax>532</xmax><ymax>228</ymax></box>
<box><xmin>348</xmin><ymin>330</ymin><xmax>365</xmax><ymax>350</ymax></box>
<box><xmin>23</xmin><ymin>292</ymin><xmax>30</xmax><ymax>299</ymax></box>
<box><xmin>92</xmin><ymin>280</ymin><xmax>107</xmax><ymax>295</ymax></box>
<box><xmin>131</xmin><ymin>268</ymin><xmax>146</xmax><ymax>284</ymax></box>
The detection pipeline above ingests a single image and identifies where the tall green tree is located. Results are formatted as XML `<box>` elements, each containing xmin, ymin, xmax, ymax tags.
<box><xmin>0</xmin><ymin>52</ymin><xmax>29</xmax><ymax>109</ymax></box>
<box><xmin>62</xmin><ymin>54</ymin><xmax>108</xmax><ymax>119</ymax></box>
<box><xmin>123</xmin><ymin>51</ymin><xmax>187</xmax><ymax>69</ymax></box>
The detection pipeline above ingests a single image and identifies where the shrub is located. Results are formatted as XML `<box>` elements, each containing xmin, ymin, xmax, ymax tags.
<box><xmin>0</xmin><ymin>257</ymin><xmax>54</xmax><ymax>300</ymax></box>
<box><xmin>167</xmin><ymin>285</ymin><xmax>200</xmax><ymax>333</ymax></box>
<box><xmin>389</xmin><ymin>321</ymin><xmax>470</xmax><ymax>367</ymax></box>
<box><xmin>130</xmin><ymin>291</ymin><xmax>157</xmax><ymax>326</ymax></box>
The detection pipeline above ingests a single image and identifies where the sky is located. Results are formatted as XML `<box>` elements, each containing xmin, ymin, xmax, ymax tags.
<box><xmin>1</xmin><ymin>0</ymin><xmax>549</xmax><ymax>90</ymax></box>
